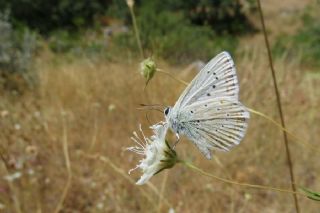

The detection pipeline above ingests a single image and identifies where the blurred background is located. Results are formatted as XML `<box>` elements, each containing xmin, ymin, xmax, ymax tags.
<box><xmin>0</xmin><ymin>0</ymin><xmax>320</xmax><ymax>212</ymax></box>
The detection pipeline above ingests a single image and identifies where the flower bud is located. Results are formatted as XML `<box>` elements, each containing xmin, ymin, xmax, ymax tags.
<box><xmin>140</xmin><ymin>58</ymin><xmax>157</xmax><ymax>85</ymax></box>
<box><xmin>126</xmin><ymin>0</ymin><xmax>134</xmax><ymax>8</ymax></box>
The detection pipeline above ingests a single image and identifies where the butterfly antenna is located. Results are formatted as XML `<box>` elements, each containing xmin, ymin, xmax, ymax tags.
<box><xmin>138</xmin><ymin>104</ymin><xmax>166</xmax><ymax>113</ymax></box>
<box><xmin>140</xmin><ymin>103</ymin><xmax>166</xmax><ymax>108</ymax></box>
<box><xmin>145</xmin><ymin>112</ymin><xmax>152</xmax><ymax>126</ymax></box>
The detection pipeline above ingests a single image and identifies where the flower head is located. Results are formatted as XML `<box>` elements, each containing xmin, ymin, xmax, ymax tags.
<box><xmin>126</xmin><ymin>0</ymin><xmax>134</xmax><ymax>8</ymax></box>
<box><xmin>128</xmin><ymin>123</ymin><xmax>177</xmax><ymax>185</ymax></box>
<box><xmin>140</xmin><ymin>57</ymin><xmax>157</xmax><ymax>85</ymax></box>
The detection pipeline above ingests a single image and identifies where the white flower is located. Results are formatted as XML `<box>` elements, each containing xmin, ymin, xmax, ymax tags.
<box><xmin>128</xmin><ymin>123</ymin><xmax>177</xmax><ymax>185</ymax></box>
<box><xmin>3</xmin><ymin>171</ymin><xmax>22</xmax><ymax>182</ymax></box>
<box><xmin>108</xmin><ymin>104</ymin><xmax>116</xmax><ymax>112</ymax></box>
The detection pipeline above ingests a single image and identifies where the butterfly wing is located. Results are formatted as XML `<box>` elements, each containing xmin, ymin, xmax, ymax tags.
<box><xmin>172</xmin><ymin>51</ymin><xmax>239</xmax><ymax>113</ymax></box>
<box><xmin>179</xmin><ymin>98</ymin><xmax>250</xmax><ymax>159</ymax></box>
<box><xmin>168</xmin><ymin>51</ymin><xmax>249</xmax><ymax>159</ymax></box>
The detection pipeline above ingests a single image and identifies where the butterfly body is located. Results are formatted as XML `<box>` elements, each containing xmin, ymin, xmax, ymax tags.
<box><xmin>164</xmin><ymin>51</ymin><xmax>249</xmax><ymax>159</ymax></box>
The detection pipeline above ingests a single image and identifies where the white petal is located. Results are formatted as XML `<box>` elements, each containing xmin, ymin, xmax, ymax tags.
<box><xmin>136</xmin><ymin>173</ymin><xmax>153</xmax><ymax>185</ymax></box>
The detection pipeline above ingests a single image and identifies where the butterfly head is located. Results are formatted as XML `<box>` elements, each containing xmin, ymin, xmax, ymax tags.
<box><xmin>164</xmin><ymin>107</ymin><xmax>171</xmax><ymax>118</ymax></box>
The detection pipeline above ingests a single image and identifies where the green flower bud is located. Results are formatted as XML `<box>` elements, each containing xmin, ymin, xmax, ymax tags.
<box><xmin>140</xmin><ymin>58</ymin><xmax>157</xmax><ymax>85</ymax></box>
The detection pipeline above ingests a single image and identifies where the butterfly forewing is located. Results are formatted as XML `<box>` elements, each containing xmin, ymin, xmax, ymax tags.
<box><xmin>173</xmin><ymin>51</ymin><xmax>239</xmax><ymax>112</ymax></box>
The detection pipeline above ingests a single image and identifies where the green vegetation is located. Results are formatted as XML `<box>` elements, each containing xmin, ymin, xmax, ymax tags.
<box><xmin>0</xmin><ymin>0</ymin><xmax>255</xmax><ymax>65</ymax></box>
<box><xmin>295</xmin><ymin>13</ymin><xmax>320</xmax><ymax>67</ymax></box>
<box><xmin>48</xmin><ymin>30</ymin><xmax>106</xmax><ymax>57</ymax></box>
<box><xmin>273</xmin><ymin>7</ymin><xmax>320</xmax><ymax>68</ymax></box>
<box><xmin>0</xmin><ymin>0</ymin><xmax>110</xmax><ymax>33</ymax></box>
<box><xmin>111</xmin><ymin>0</ymin><xmax>254</xmax><ymax>63</ymax></box>
<box><xmin>114</xmin><ymin>11</ymin><xmax>238</xmax><ymax>64</ymax></box>
<box><xmin>0</xmin><ymin>11</ymin><xmax>37</xmax><ymax>92</ymax></box>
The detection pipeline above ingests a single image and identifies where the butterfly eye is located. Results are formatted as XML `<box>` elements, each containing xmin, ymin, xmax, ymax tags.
<box><xmin>164</xmin><ymin>107</ymin><xmax>170</xmax><ymax>116</ymax></box>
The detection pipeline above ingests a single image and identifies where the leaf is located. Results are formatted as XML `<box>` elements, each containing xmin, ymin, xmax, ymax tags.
<box><xmin>300</xmin><ymin>187</ymin><xmax>320</xmax><ymax>201</ymax></box>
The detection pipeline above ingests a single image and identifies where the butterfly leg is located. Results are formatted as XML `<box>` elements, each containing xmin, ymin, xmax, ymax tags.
<box><xmin>172</xmin><ymin>133</ymin><xmax>180</xmax><ymax>149</ymax></box>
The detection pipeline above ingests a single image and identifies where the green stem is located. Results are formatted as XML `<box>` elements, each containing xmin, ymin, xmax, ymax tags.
<box><xmin>179</xmin><ymin>160</ymin><xmax>305</xmax><ymax>197</ymax></box>
<box><xmin>247</xmin><ymin>107</ymin><xmax>317</xmax><ymax>152</ymax></box>
<box><xmin>157</xmin><ymin>69</ymin><xmax>188</xmax><ymax>86</ymax></box>
<box><xmin>157</xmin><ymin>67</ymin><xmax>314</xmax><ymax>153</ymax></box>
<box><xmin>128</xmin><ymin>5</ymin><xmax>144</xmax><ymax>59</ymax></box>
<box><xmin>156</xmin><ymin>67</ymin><xmax>314</xmax><ymax>152</ymax></box>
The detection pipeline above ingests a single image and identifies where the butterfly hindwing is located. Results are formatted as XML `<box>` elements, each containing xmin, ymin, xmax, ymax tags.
<box><xmin>178</xmin><ymin>98</ymin><xmax>249</xmax><ymax>159</ymax></box>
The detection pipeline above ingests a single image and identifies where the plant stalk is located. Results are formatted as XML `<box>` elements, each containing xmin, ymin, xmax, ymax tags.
<box><xmin>256</xmin><ymin>0</ymin><xmax>300</xmax><ymax>212</ymax></box>
<box><xmin>180</xmin><ymin>160</ymin><xmax>305</xmax><ymax>197</ymax></box>
<box><xmin>128</xmin><ymin>4</ymin><xmax>145</xmax><ymax>59</ymax></box>
<box><xmin>54</xmin><ymin>113</ymin><xmax>72</xmax><ymax>213</ymax></box>
<box><xmin>157</xmin><ymin>69</ymin><xmax>188</xmax><ymax>85</ymax></box>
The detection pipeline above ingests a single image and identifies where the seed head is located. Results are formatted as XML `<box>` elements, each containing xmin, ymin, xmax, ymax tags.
<box><xmin>140</xmin><ymin>57</ymin><xmax>157</xmax><ymax>85</ymax></box>
<box><xmin>126</xmin><ymin>0</ymin><xmax>134</xmax><ymax>8</ymax></box>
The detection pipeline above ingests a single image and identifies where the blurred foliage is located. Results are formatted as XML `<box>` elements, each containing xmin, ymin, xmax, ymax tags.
<box><xmin>0</xmin><ymin>0</ymin><xmax>256</xmax><ymax>65</ymax></box>
<box><xmin>294</xmin><ymin>13</ymin><xmax>320</xmax><ymax>67</ymax></box>
<box><xmin>0</xmin><ymin>11</ymin><xmax>38</xmax><ymax>92</ymax></box>
<box><xmin>114</xmin><ymin>11</ymin><xmax>237</xmax><ymax>63</ymax></box>
<box><xmin>110</xmin><ymin>0</ymin><xmax>253</xmax><ymax>63</ymax></box>
<box><xmin>0</xmin><ymin>0</ymin><xmax>112</xmax><ymax>33</ymax></box>
<box><xmin>20</xmin><ymin>0</ymin><xmax>253</xmax><ymax>63</ymax></box>
<box><xmin>48</xmin><ymin>31</ymin><xmax>81</xmax><ymax>53</ymax></box>
<box><xmin>110</xmin><ymin>0</ymin><xmax>256</xmax><ymax>35</ymax></box>
<box><xmin>48</xmin><ymin>30</ymin><xmax>109</xmax><ymax>60</ymax></box>
<box><xmin>273</xmin><ymin>6</ymin><xmax>320</xmax><ymax>68</ymax></box>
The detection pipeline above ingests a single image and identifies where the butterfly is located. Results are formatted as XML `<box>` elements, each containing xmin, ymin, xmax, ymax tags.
<box><xmin>164</xmin><ymin>51</ymin><xmax>249</xmax><ymax>159</ymax></box>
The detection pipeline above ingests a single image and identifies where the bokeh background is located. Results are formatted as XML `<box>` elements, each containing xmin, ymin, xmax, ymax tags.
<box><xmin>0</xmin><ymin>0</ymin><xmax>320</xmax><ymax>212</ymax></box>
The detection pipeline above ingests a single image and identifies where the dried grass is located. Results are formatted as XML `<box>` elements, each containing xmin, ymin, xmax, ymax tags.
<box><xmin>1</xmin><ymin>1</ymin><xmax>320</xmax><ymax>212</ymax></box>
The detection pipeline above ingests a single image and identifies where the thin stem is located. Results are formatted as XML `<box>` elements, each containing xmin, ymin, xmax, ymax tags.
<box><xmin>157</xmin><ymin>66</ymin><xmax>313</xmax><ymax>153</ymax></box>
<box><xmin>247</xmin><ymin>107</ymin><xmax>318</xmax><ymax>152</ymax></box>
<box><xmin>160</xmin><ymin>67</ymin><xmax>312</xmax><ymax>152</ymax></box>
<box><xmin>256</xmin><ymin>0</ymin><xmax>300</xmax><ymax>211</ymax></box>
<box><xmin>128</xmin><ymin>5</ymin><xmax>145</xmax><ymax>59</ymax></box>
<box><xmin>157</xmin><ymin>170</ymin><xmax>169</xmax><ymax>213</ymax></box>
<box><xmin>0</xmin><ymin>148</ymin><xmax>22</xmax><ymax>213</ymax></box>
<box><xmin>89</xmin><ymin>107</ymin><xmax>99</xmax><ymax>151</ymax></box>
<box><xmin>79</xmin><ymin>152</ymin><xmax>173</xmax><ymax>209</ymax></box>
<box><xmin>157</xmin><ymin>69</ymin><xmax>188</xmax><ymax>86</ymax></box>
<box><xmin>180</xmin><ymin>160</ymin><xmax>305</xmax><ymax>197</ymax></box>
<box><xmin>54</xmin><ymin>113</ymin><xmax>72</xmax><ymax>213</ymax></box>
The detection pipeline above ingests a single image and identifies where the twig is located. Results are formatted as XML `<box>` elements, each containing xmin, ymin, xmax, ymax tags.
<box><xmin>256</xmin><ymin>0</ymin><xmax>300</xmax><ymax>211</ymax></box>
<box><xmin>54</xmin><ymin>113</ymin><xmax>72</xmax><ymax>213</ymax></box>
